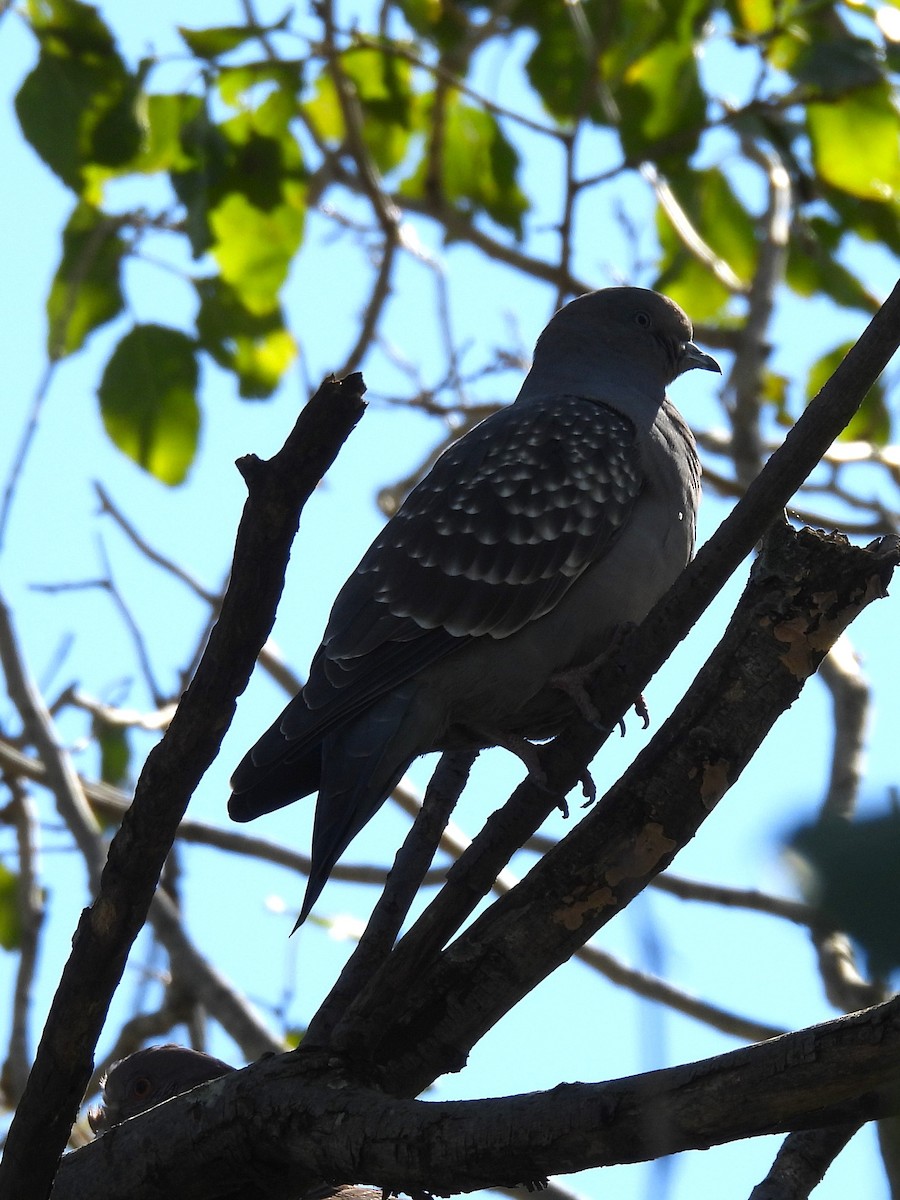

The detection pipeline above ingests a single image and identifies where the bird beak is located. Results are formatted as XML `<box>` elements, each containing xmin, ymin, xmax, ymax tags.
<box><xmin>87</xmin><ymin>1103</ymin><xmax>111</xmax><ymax>1136</ymax></box>
<box><xmin>678</xmin><ymin>341</ymin><xmax>721</xmax><ymax>376</ymax></box>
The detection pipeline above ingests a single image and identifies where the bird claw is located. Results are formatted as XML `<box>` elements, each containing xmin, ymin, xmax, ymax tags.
<box><xmin>551</xmin><ymin>623</ymin><xmax>642</xmax><ymax>730</ymax></box>
<box><xmin>549</xmin><ymin>666</ymin><xmax>610</xmax><ymax>730</ymax></box>
<box><xmin>579</xmin><ymin>769</ymin><xmax>597</xmax><ymax>808</ymax></box>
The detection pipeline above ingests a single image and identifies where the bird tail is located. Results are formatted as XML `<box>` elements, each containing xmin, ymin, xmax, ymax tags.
<box><xmin>295</xmin><ymin>683</ymin><xmax>421</xmax><ymax>928</ymax></box>
<box><xmin>228</xmin><ymin>722</ymin><xmax>322</xmax><ymax>821</ymax></box>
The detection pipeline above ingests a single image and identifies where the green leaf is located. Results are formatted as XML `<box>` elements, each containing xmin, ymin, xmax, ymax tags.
<box><xmin>209</xmin><ymin>189</ymin><xmax>305</xmax><ymax>315</ymax></box>
<box><xmin>654</xmin><ymin>167</ymin><xmax>757</xmax><ymax>317</ymax></box>
<box><xmin>178</xmin><ymin>24</ymin><xmax>264</xmax><ymax>59</ymax></box>
<box><xmin>305</xmin><ymin>49</ymin><xmax>416</xmax><ymax>174</ymax></box>
<box><xmin>401</xmin><ymin>92</ymin><xmax>527</xmax><ymax>236</ymax></box>
<box><xmin>27</xmin><ymin>0</ymin><xmax>116</xmax><ymax>56</ymax></box>
<box><xmin>807</xmin><ymin>83</ymin><xmax>900</xmax><ymax>200</ymax></box>
<box><xmin>170</xmin><ymin>102</ymin><xmax>233</xmax><ymax>257</ymax></box>
<box><xmin>217</xmin><ymin>126</ymin><xmax>290</xmax><ymax>211</ymax></box>
<box><xmin>217</xmin><ymin>59</ymin><xmax>303</xmax><ymax>111</ymax></box>
<box><xmin>615</xmin><ymin>38</ymin><xmax>706</xmax><ymax>163</ymax></box>
<box><xmin>654</xmin><ymin>252</ymin><xmax>731</xmax><ymax>321</ymax></box>
<box><xmin>46</xmin><ymin>201</ymin><xmax>125</xmax><ymax>359</ymax></box>
<box><xmin>760</xmin><ymin>370</ymin><xmax>792</xmax><ymax>427</ymax></box>
<box><xmin>521</xmin><ymin>3</ymin><xmax>593</xmax><ymax>122</ymax></box>
<box><xmin>16</xmin><ymin>1</ymin><xmax>141</xmax><ymax>196</ymax></box>
<box><xmin>132</xmin><ymin>92</ymin><xmax>202</xmax><ymax>174</ymax></box>
<box><xmin>98</xmin><ymin>325</ymin><xmax>200</xmax><ymax>485</ymax></box>
<box><xmin>0</xmin><ymin>866</ymin><xmax>22</xmax><ymax>952</ymax></box>
<box><xmin>397</xmin><ymin>0</ymin><xmax>470</xmax><ymax>54</ymax></box>
<box><xmin>726</xmin><ymin>0</ymin><xmax>775</xmax><ymax>37</ymax></box>
<box><xmin>178</xmin><ymin>14</ymin><xmax>289</xmax><ymax>60</ymax></box>
<box><xmin>174</xmin><ymin>83</ymin><xmax>305</xmax><ymax>259</ymax></box>
<box><xmin>806</xmin><ymin>342</ymin><xmax>890</xmax><ymax>445</ymax></box>
<box><xmin>791</xmin><ymin>812</ymin><xmax>900</xmax><ymax>976</ymax></box>
<box><xmin>196</xmin><ymin>276</ymin><xmax>297</xmax><ymax>398</ymax></box>
<box><xmin>95</xmin><ymin>721</ymin><xmax>130</xmax><ymax>786</ymax></box>
<box><xmin>786</xmin><ymin>225</ymin><xmax>881</xmax><ymax>315</ymax></box>
<box><xmin>824</xmin><ymin>187</ymin><xmax>900</xmax><ymax>255</ymax></box>
<box><xmin>790</xmin><ymin>35</ymin><xmax>883</xmax><ymax>94</ymax></box>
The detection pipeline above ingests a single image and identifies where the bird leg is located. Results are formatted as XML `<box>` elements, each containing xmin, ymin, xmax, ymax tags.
<box><xmin>460</xmin><ymin>724</ymin><xmax>548</xmax><ymax>784</ymax></box>
<box><xmin>551</xmin><ymin>623</ymin><xmax>650</xmax><ymax>734</ymax></box>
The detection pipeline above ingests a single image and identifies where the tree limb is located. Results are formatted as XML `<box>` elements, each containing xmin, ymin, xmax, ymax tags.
<box><xmin>0</xmin><ymin>374</ymin><xmax>368</xmax><ymax>1200</ymax></box>
<box><xmin>51</xmin><ymin>995</ymin><xmax>900</xmax><ymax>1200</ymax></box>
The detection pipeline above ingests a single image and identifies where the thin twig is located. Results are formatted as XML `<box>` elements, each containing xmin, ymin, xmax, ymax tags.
<box><xmin>748</xmin><ymin>1123</ymin><xmax>861</xmax><ymax>1199</ymax></box>
<box><xmin>0</xmin><ymin>783</ymin><xmax>44</xmax><ymax>1106</ymax></box>
<box><xmin>0</xmin><ymin>360</ymin><xmax>56</xmax><ymax>555</ymax></box>
<box><xmin>0</xmin><ymin>374</ymin><xmax>367</xmax><ymax>1198</ymax></box>
<box><xmin>0</xmin><ymin>592</ymin><xmax>104</xmax><ymax>890</ymax></box>
<box><xmin>307</xmin><ymin>751</ymin><xmax>477</xmax><ymax>1049</ymax></box>
<box><xmin>726</xmin><ymin>144</ymin><xmax>792</xmax><ymax>486</ymax></box>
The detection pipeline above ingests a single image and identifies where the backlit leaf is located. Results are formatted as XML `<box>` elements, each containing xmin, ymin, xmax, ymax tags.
<box><xmin>401</xmin><ymin>92</ymin><xmax>527</xmax><ymax>236</ymax></box>
<box><xmin>196</xmin><ymin>276</ymin><xmax>297</xmax><ymax>398</ymax></box>
<box><xmin>210</xmin><ymin>189</ymin><xmax>305</xmax><ymax>315</ymax></box>
<box><xmin>616</xmin><ymin>39</ymin><xmax>706</xmax><ymax>163</ymax></box>
<box><xmin>654</xmin><ymin>168</ymin><xmax>756</xmax><ymax>317</ymax></box>
<box><xmin>178</xmin><ymin>20</ymin><xmax>289</xmax><ymax>60</ymax></box>
<box><xmin>806</xmin><ymin>342</ymin><xmax>890</xmax><ymax>445</ymax></box>
<box><xmin>807</xmin><ymin>83</ymin><xmax>900</xmax><ymax>200</ymax></box>
<box><xmin>16</xmin><ymin>1</ymin><xmax>140</xmax><ymax>196</ymax></box>
<box><xmin>99</xmin><ymin>325</ymin><xmax>200</xmax><ymax>485</ymax></box>
<box><xmin>305</xmin><ymin>49</ymin><xmax>416</xmax><ymax>174</ymax></box>
<box><xmin>46</xmin><ymin>200</ymin><xmax>125</xmax><ymax>358</ymax></box>
<box><xmin>0</xmin><ymin>866</ymin><xmax>21</xmax><ymax>953</ymax></box>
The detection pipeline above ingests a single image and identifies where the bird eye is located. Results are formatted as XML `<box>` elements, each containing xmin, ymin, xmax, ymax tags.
<box><xmin>634</xmin><ymin>311</ymin><xmax>652</xmax><ymax>328</ymax></box>
<box><xmin>131</xmin><ymin>1076</ymin><xmax>152</xmax><ymax>1099</ymax></box>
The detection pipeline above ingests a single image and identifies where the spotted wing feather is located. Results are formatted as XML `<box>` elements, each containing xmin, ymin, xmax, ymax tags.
<box><xmin>294</xmin><ymin>395</ymin><xmax>643</xmax><ymax>730</ymax></box>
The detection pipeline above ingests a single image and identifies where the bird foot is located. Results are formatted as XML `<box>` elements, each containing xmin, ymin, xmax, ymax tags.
<box><xmin>550</xmin><ymin>625</ymin><xmax>635</xmax><ymax>729</ymax></box>
<box><xmin>580</xmin><ymin>769</ymin><xmax>597</xmax><ymax>808</ymax></box>
<box><xmin>459</xmin><ymin>724</ymin><xmax>575</xmax><ymax>814</ymax></box>
<box><xmin>552</xmin><ymin>624</ymin><xmax>651</xmax><ymax>736</ymax></box>
<box><xmin>471</xmin><ymin>726</ymin><xmax>548</xmax><ymax>785</ymax></box>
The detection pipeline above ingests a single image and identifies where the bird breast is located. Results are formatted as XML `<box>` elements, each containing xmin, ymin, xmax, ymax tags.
<box><xmin>419</xmin><ymin>402</ymin><xmax>699</xmax><ymax>745</ymax></box>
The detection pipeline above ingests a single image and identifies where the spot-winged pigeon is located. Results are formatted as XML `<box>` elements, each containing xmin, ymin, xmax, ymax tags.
<box><xmin>229</xmin><ymin>288</ymin><xmax>720</xmax><ymax>925</ymax></box>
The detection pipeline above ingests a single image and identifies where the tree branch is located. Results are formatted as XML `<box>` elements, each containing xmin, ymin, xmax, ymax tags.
<box><xmin>51</xmin><ymin>995</ymin><xmax>900</xmax><ymax>1200</ymax></box>
<box><xmin>367</xmin><ymin>523</ymin><xmax>900</xmax><ymax>1094</ymax></box>
<box><xmin>0</xmin><ymin>374</ymin><xmax>368</xmax><ymax>1200</ymax></box>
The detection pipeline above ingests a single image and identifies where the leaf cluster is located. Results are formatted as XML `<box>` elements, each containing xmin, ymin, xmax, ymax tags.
<box><xmin>13</xmin><ymin>0</ymin><xmax>900</xmax><ymax>485</ymax></box>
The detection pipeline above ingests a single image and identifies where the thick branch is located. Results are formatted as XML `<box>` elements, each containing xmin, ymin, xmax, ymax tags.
<box><xmin>0</xmin><ymin>374</ymin><xmax>367</xmax><ymax>1200</ymax></box>
<box><xmin>327</xmin><ymin>281</ymin><xmax>900</xmax><ymax>1039</ymax></box>
<box><xmin>369</xmin><ymin>523</ymin><xmax>900</xmax><ymax>1094</ymax></box>
<box><xmin>51</xmin><ymin>995</ymin><xmax>900</xmax><ymax>1200</ymax></box>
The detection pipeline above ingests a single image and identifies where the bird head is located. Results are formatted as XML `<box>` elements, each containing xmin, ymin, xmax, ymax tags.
<box><xmin>88</xmin><ymin>1044</ymin><xmax>234</xmax><ymax>1135</ymax></box>
<box><xmin>531</xmin><ymin>287</ymin><xmax>721</xmax><ymax>395</ymax></box>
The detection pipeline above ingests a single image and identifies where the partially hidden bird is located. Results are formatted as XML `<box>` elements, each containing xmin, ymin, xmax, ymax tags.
<box><xmin>229</xmin><ymin>288</ymin><xmax>720</xmax><ymax>926</ymax></box>
<box><xmin>88</xmin><ymin>1044</ymin><xmax>233</xmax><ymax>1135</ymax></box>
<box><xmin>89</xmin><ymin>1044</ymin><xmax>385</xmax><ymax>1200</ymax></box>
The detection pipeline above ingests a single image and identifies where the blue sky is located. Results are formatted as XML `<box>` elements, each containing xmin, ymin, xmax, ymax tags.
<box><xmin>1</xmin><ymin>3</ymin><xmax>899</xmax><ymax>1197</ymax></box>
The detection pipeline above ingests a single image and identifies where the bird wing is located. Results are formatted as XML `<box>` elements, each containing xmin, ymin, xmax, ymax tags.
<box><xmin>288</xmin><ymin>394</ymin><xmax>645</xmax><ymax>740</ymax></box>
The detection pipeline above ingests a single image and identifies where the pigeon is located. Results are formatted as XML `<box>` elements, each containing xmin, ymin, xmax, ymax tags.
<box><xmin>88</xmin><ymin>1044</ymin><xmax>386</xmax><ymax>1200</ymax></box>
<box><xmin>229</xmin><ymin>287</ymin><xmax>720</xmax><ymax>925</ymax></box>
<box><xmin>88</xmin><ymin>1044</ymin><xmax>233</xmax><ymax>1135</ymax></box>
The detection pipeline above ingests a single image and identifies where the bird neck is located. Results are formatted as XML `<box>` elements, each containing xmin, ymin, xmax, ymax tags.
<box><xmin>516</xmin><ymin>344</ymin><xmax>668</xmax><ymax>431</ymax></box>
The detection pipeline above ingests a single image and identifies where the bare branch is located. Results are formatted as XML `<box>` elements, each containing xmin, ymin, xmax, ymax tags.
<box><xmin>0</xmin><ymin>783</ymin><xmax>45</xmax><ymax>1106</ymax></box>
<box><xmin>0</xmin><ymin>374</ymin><xmax>367</xmax><ymax>1200</ymax></box>
<box><xmin>0</xmin><ymin>593</ymin><xmax>105</xmax><ymax>888</ymax></box>
<box><xmin>748</xmin><ymin>1124</ymin><xmax>861</xmax><ymax>1200</ymax></box>
<box><xmin>50</xmin><ymin>995</ymin><xmax>900</xmax><ymax>1200</ymax></box>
